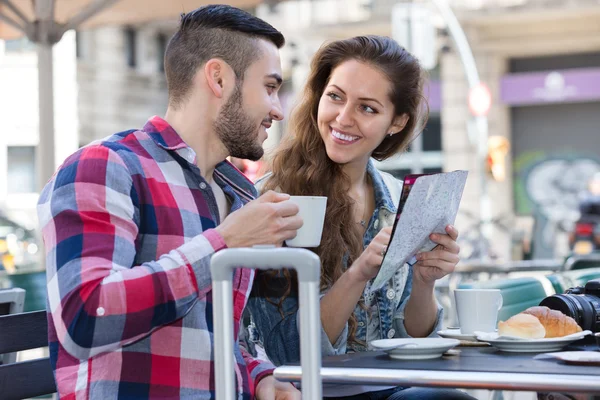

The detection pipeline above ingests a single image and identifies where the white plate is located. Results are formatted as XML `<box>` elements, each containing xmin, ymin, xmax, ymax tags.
<box><xmin>437</xmin><ymin>328</ymin><xmax>477</xmax><ymax>341</ymax></box>
<box><xmin>475</xmin><ymin>331</ymin><xmax>591</xmax><ymax>353</ymax></box>
<box><xmin>371</xmin><ymin>338</ymin><xmax>460</xmax><ymax>360</ymax></box>
<box><xmin>538</xmin><ymin>351</ymin><xmax>600</xmax><ymax>365</ymax></box>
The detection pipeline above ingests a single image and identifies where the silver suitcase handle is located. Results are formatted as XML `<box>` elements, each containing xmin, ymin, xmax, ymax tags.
<box><xmin>211</xmin><ymin>246</ymin><xmax>323</xmax><ymax>399</ymax></box>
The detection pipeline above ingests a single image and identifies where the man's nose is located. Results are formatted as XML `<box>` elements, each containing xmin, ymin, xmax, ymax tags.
<box><xmin>271</xmin><ymin>96</ymin><xmax>284</xmax><ymax>121</ymax></box>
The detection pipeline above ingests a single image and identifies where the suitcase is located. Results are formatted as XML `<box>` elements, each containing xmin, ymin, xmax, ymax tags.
<box><xmin>211</xmin><ymin>246</ymin><xmax>323</xmax><ymax>399</ymax></box>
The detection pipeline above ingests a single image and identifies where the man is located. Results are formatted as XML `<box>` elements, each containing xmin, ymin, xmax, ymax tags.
<box><xmin>38</xmin><ymin>5</ymin><xmax>302</xmax><ymax>399</ymax></box>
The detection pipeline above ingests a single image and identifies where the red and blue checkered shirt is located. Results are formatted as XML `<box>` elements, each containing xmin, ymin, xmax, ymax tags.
<box><xmin>38</xmin><ymin>116</ymin><xmax>275</xmax><ymax>399</ymax></box>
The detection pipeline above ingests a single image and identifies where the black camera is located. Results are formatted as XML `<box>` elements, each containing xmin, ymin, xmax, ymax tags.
<box><xmin>539</xmin><ymin>278</ymin><xmax>600</xmax><ymax>333</ymax></box>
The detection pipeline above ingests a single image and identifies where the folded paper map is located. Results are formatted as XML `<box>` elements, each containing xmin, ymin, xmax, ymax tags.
<box><xmin>371</xmin><ymin>170</ymin><xmax>468</xmax><ymax>291</ymax></box>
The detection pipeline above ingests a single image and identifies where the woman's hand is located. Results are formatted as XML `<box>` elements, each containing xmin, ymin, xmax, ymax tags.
<box><xmin>412</xmin><ymin>225</ymin><xmax>460</xmax><ymax>286</ymax></box>
<box><xmin>255</xmin><ymin>375</ymin><xmax>301</xmax><ymax>400</ymax></box>
<box><xmin>349</xmin><ymin>226</ymin><xmax>392</xmax><ymax>283</ymax></box>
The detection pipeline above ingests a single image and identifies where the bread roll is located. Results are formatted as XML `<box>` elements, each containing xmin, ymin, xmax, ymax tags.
<box><xmin>522</xmin><ymin>306</ymin><xmax>582</xmax><ymax>338</ymax></box>
<box><xmin>498</xmin><ymin>313</ymin><xmax>546</xmax><ymax>339</ymax></box>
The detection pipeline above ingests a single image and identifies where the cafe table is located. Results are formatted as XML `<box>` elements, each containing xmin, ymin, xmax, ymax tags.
<box><xmin>273</xmin><ymin>342</ymin><xmax>600</xmax><ymax>394</ymax></box>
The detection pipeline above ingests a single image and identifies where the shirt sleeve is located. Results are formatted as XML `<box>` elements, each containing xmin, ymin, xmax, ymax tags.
<box><xmin>240</xmin><ymin>343</ymin><xmax>275</xmax><ymax>395</ymax></box>
<box><xmin>246</xmin><ymin>291</ymin><xmax>347</xmax><ymax>366</ymax></box>
<box><xmin>38</xmin><ymin>145</ymin><xmax>226</xmax><ymax>360</ymax></box>
<box><xmin>392</xmin><ymin>265</ymin><xmax>444</xmax><ymax>338</ymax></box>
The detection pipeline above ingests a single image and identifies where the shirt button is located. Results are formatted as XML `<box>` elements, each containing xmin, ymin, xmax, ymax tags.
<box><xmin>199</xmin><ymin>182</ymin><xmax>207</xmax><ymax>189</ymax></box>
<box><xmin>96</xmin><ymin>307</ymin><xmax>105</xmax><ymax>316</ymax></box>
<box><xmin>387</xmin><ymin>329</ymin><xmax>396</xmax><ymax>339</ymax></box>
<box><xmin>374</xmin><ymin>220</ymin><xmax>379</xmax><ymax>229</ymax></box>
<box><xmin>358</xmin><ymin>321</ymin><xmax>365</xmax><ymax>327</ymax></box>
<box><xmin>386</xmin><ymin>289</ymin><xmax>396</xmax><ymax>300</ymax></box>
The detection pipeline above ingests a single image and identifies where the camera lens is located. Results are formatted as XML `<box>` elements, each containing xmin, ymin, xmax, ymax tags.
<box><xmin>539</xmin><ymin>294</ymin><xmax>600</xmax><ymax>332</ymax></box>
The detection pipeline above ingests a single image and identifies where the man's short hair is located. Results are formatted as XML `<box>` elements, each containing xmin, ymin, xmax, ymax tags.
<box><xmin>164</xmin><ymin>4</ymin><xmax>285</xmax><ymax>108</ymax></box>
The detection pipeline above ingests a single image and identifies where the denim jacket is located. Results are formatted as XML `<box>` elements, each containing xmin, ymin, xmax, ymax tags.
<box><xmin>247</xmin><ymin>160</ymin><xmax>443</xmax><ymax>366</ymax></box>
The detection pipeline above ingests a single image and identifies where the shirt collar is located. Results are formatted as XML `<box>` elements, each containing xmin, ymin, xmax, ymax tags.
<box><xmin>214</xmin><ymin>161</ymin><xmax>258</xmax><ymax>201</ymax></box>
<box><xmin>143</xmin><ymin>115</ymin><xmax>190</xmax><ymax>150</ymax></box>
<box><xmin>143</xmin><ymin>115</ymin><xmax>257</xmax><ymax>200</ymax></box>
<box><xmin>367</xmin><ymin>159</ymin><xmax>397</xmax><ymax>214</ymax></box>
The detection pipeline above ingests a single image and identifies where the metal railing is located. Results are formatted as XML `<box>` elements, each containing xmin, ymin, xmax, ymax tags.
<box><xmin>563</xmin><ymin>253</ymin><xmax>600</xmax><ymax>271</ymax></box>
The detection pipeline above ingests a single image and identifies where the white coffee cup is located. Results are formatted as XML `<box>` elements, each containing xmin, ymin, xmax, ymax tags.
<box><xmin>285</xmin><ymin>196</ymin><xmax>327</xmax><ymax>248</ymax></box>
<box><xmin>454</xmin><ymin>289</ymin><xmax>503</xmax><ymax>334</ymax></box>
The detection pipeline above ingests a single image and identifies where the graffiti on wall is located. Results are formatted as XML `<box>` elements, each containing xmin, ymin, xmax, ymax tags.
<box><xmin>514</xmin><ymin>153</ymin><xmax>600</xmax><ymax>258</ymax></box>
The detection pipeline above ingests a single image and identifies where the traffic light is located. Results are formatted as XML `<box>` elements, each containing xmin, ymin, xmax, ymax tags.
<box><xmin>487</xmin><ymin>136</ymin><xmax>510</xmax><ymax>182</ymax></box>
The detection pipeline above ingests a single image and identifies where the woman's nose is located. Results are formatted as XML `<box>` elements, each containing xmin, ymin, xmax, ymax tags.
<box><xmin>336</xmin><ymin>105</ymin><xmax>354</xmax><ymax>127</ymax></box>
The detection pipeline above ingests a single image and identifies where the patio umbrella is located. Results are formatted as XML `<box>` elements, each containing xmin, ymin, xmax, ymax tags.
<box><xmin>0</xmin><ymin>0</ymin><xmax>269</xmax><ymax>190</ymax></box>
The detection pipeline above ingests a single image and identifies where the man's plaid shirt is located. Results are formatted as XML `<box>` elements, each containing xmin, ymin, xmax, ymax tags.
<box><xmin>38</xmin><ymin>116</ymin><xmax>274</xmax><ymax>399</ymax></box>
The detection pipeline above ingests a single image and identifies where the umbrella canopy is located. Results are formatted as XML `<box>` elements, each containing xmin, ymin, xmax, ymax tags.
<box><xmin>0</xmin><ymin>0</ymin><xmax>270</xmax><ymax>191</ymax></box>
<box><xmin>1</xmin><ymin>0</ymin><xmax>267</xmax><ymax>40</ymax></box>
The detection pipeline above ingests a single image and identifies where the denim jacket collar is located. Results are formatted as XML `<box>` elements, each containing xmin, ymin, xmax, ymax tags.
<box><xmin>367</xmin><ymin>159</ymin><xmax>397</xmax><ymax>215</ymax></box>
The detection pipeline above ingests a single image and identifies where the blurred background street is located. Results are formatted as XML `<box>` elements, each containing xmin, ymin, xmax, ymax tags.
<box><xmin>2</xmin><ymin>0</ymin><xmax>600</xmax><ymax>274</ymax></box>
<box><xmin>1</xmin><ymin>1</ymin><xmax>600</xmax><ymax>398</ymax></box>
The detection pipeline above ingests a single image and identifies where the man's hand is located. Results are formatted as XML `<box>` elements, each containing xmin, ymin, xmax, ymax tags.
<box><xmin>255</xmin><ymin>375</ymin><xmax>301</xmax><ymax>400</ymax></box>
<box><xmin>215</xmin><ymin>190</ymin><xmax>303</xmax><ymax>248</ymax></box>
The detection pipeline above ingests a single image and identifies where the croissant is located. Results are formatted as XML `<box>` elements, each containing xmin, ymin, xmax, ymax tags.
<box><xmin>522</xmin><ymin>306</ymin><xmax>582</xmax><ymax>338</ymax></box>
<box><xmin>498</xmin><ymin>313</ymin><xmax>546</xmax><ymax>339</ymax></box>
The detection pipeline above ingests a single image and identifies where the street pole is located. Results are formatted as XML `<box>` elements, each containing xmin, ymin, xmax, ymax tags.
<box><xmin>430</xmin><ymin>0</ymin><xmax>492</xmax><ymax>259</ymax></box>
<box><xmin>35</xmin><ymin>0</ymin><xmax>56</xmax><ymax>192</ymax></box>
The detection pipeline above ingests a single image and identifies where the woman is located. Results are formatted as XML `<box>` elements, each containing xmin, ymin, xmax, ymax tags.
<box><xmin>247</xmin><ymin>36</ymin><xmax>473</xmax><ymax>400</ymax></box>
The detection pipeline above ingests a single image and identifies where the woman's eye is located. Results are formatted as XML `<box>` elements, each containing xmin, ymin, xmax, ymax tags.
<box><xmin>327</xmin><ymin>92</ymin><xmax>341</xmax><ymax>101</ymax></box>
<box><xmin>362</xmin><ymin>105</ymin><xmax>377</xmax><ymax>114</ymax></box>
<box><xmin>266</xmin><ymin>85</ymin><xmax>277</xmax><ymax>93</ymax></box>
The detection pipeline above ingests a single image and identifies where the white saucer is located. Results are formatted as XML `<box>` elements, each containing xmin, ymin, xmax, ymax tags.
<box><xmin>475</xmin><ymin>331</ymin><xmax>591</xmax><ymax>353</ymax></box>
<box><xmin>371</xmin><ymin>338</ymin><xmax>460</xmax><ymax>360</ymax></box>
<box><xmin>538</xmin><ymin>351</ymin><xmax>600</xmax><ymax>365</ymax></box>
<box><xmin>437</xmin><ymin>328</ymin><xmax>477</xmax><ymax>341</ymax></box>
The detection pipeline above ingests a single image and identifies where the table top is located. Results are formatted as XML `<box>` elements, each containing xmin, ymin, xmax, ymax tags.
<box><xmin>274</xmin><ymin>342</ymin><xmax>600</xmax><ymax>393</ymax></box>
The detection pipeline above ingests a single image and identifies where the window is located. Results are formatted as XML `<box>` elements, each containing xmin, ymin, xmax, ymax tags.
<box><xmin>75</xmin><ymin>30</ymin><xmax>83</xmax><ymax>59</ymax></box>
<box><xmin>407</xmin><ymin>114</ymin><xmax>441</xmax><ymax>152</ymax></box>
<box><xmin>3</xmin><ymin>37</ymin><xmax>35</xmax><ymax>53</ymax></box>
<box><xmin>424</xmin><ymin>167</ymin><xmax>443</xmax><ymax>174</ymax></box>
<box><xmin>7</xmin><ymin>146</ymin><xmax>36</xmax><ymax>193</ymax></box>
<box><xmin>378</xmin><ymin>113</ymin><xmax>443</xmax><ymax>177</ymax></box>
<box><xmin>124</xmin><ymin>27</ymin><xmax>137</xmax><ymax>68</ymax></box>
<box><xmin>510</xmin><ymin>52</ymin><xmax>600</xmax><ymax>73</ymax></box>
<box><xmin>157</xmin><ymin>33</ymin><xmax>168</xmax><ymax>73</ymax></box>
<box><xmin>422</xmin><ymin>114</ymin><xmax>442</xmax><ymax>152</ymax></box>
<box><xmin>389</xmin><ymin>169</ymin><xmax>413</xmax><ymax>180</ymax></box>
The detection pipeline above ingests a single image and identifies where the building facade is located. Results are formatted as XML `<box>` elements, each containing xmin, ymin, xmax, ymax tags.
<box><xmin>0</xmin><ymin>31</ymin><xmax>78</xmax><ymax>229</ymax></box>
<box><xmin>2</xmin><ymin>0</ymin><xmax>599</xmax><ymax>262</ymax></box>
<box><xmin>255</xmin><ymin>0</ymin><xmax>600</xmax><ymax>261</ymax></box>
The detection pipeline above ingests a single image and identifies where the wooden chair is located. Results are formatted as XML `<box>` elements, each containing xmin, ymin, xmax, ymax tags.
<box><xmin>0</xmin><ymin>309</ymin><xmax>56</xmax><ymax>399</ymax></box>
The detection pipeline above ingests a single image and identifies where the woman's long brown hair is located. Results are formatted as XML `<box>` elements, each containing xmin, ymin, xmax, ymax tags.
<box><xmin>258</xmin><ymin>36</ymin><xmax>428</xmax><ymax>347</ymax></box>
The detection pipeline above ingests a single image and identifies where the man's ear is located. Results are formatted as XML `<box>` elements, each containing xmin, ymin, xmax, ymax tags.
<box><xmin>203</xmin><ymin>58</ymin><xmax>229</xmax><ymax>99</ymax></box>
<box><xmin>389</xmin><ymin>113</ymin><xmax>410</xmax><ymax>135</ymax></box>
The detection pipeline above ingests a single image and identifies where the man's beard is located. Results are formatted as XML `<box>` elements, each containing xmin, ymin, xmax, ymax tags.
<box><xmin>214</xmin><ymin>84</ymin><xmax>264</xmax><ymax>161</ymax></box>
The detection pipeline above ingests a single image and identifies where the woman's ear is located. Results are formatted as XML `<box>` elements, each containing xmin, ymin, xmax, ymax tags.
<box><xmin>389</xmin><ymin>113</ymin><xmax>410</xmax><ymax>135</ymax></box>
